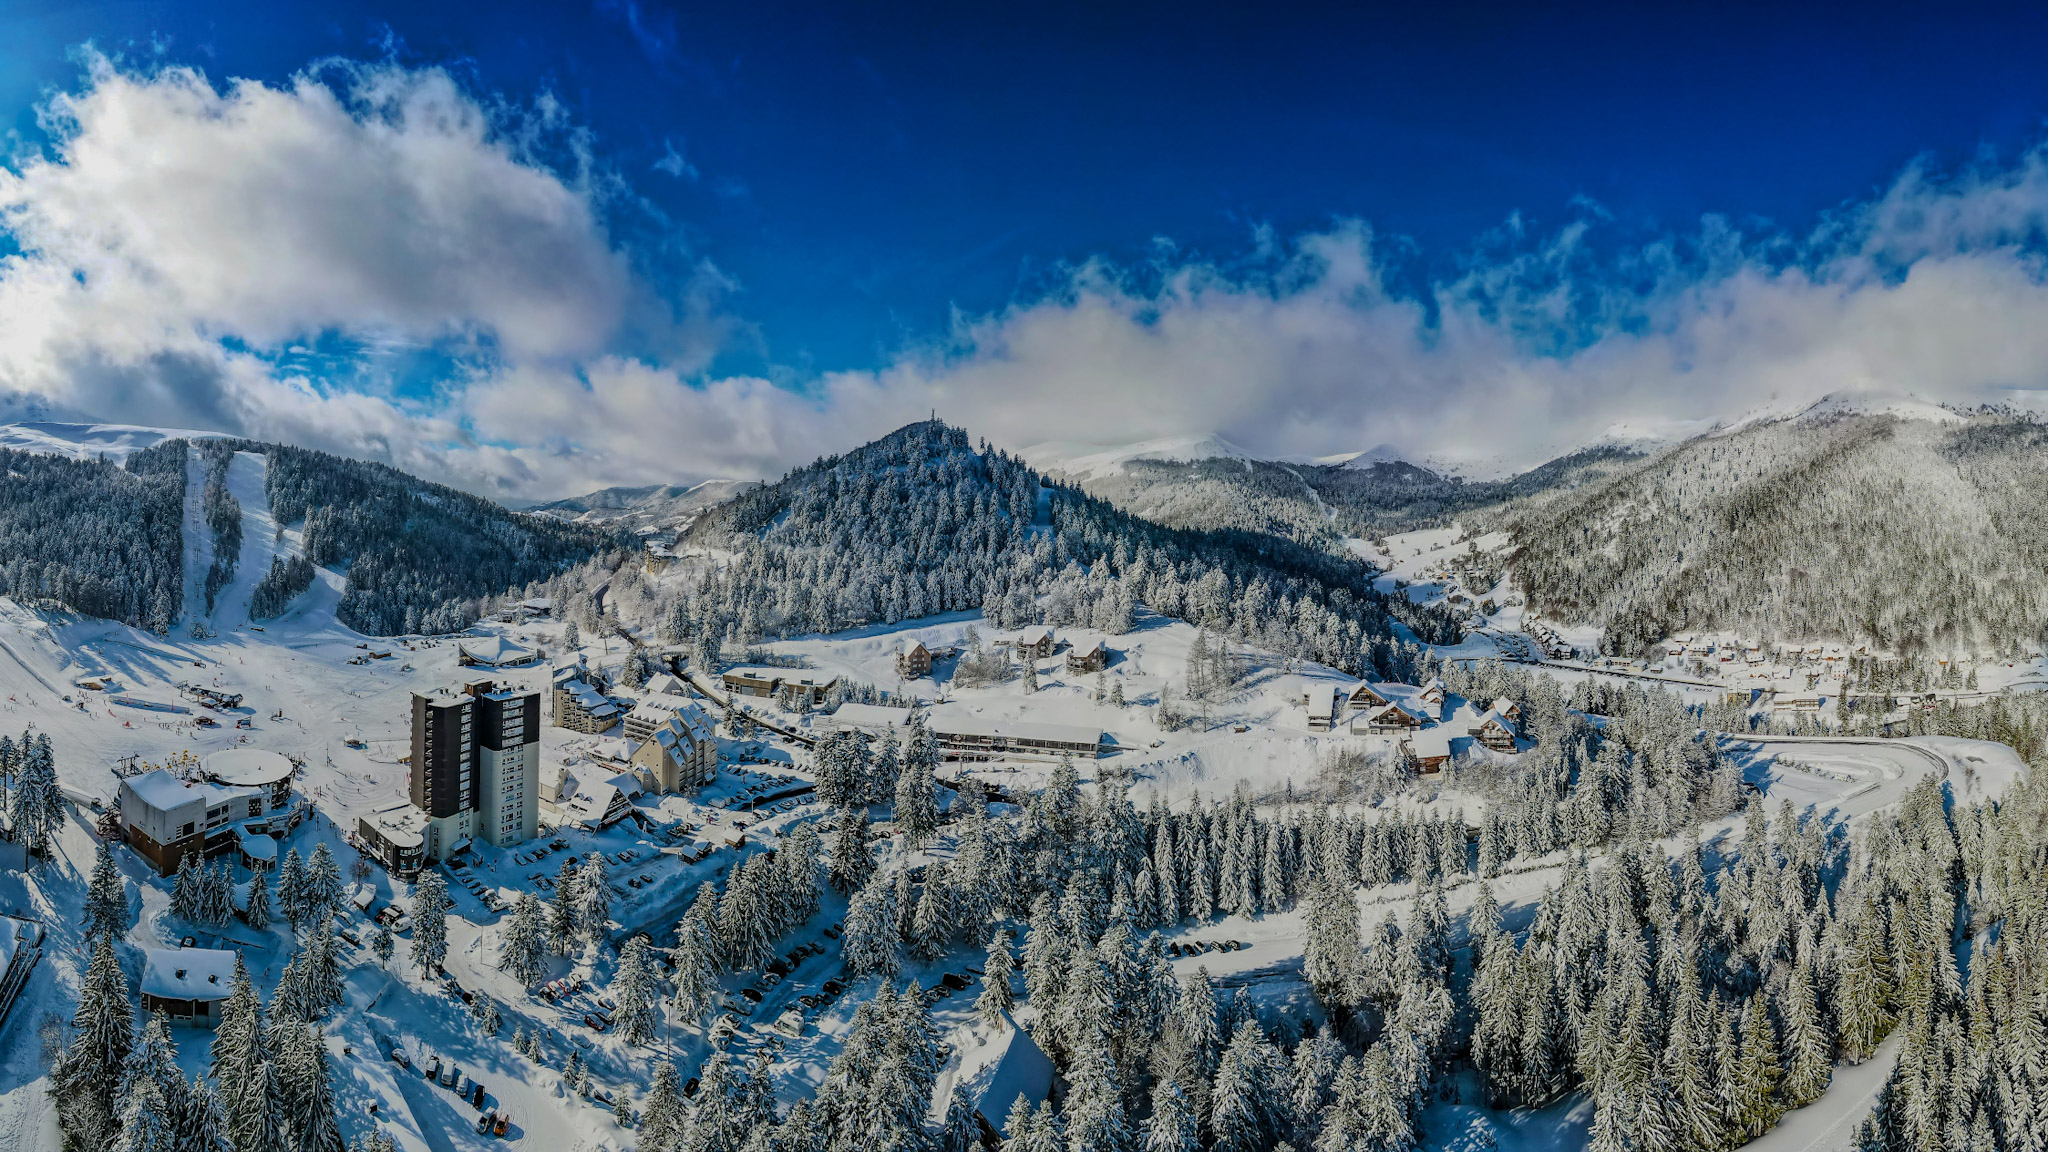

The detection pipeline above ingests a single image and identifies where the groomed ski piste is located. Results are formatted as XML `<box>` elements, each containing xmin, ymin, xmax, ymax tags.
<box><xmin>0</xmin><ymin>430</ymin><xmax>2029</xmax><ymax>1152</ymax></box>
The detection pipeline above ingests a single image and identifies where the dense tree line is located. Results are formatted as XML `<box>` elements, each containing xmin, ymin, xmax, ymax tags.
<box><xmin>201</xmin><ymin>439</ymin><xmax>621</xmax><ymax>635</ymax></box>
<box><xmin>647</xmin><ymin>421</ymin><xmax>1456</xmax><ymax>679</ymax></box>
<box><xmin>198</xmin><ymin>441</ymin><xmax>244</xmax><ymax>615</ymax></box>
<box><xmin>247</xmin><ymin>554</ymin><xmax>317</xmax><ymax>621</ymax></box>
<box><xmin>0</xmin><ymin>442</ymin><xmax>184</xmax><ymax>632</ymax></box>
<box><xmin>1497</xmin><ymin>412</ymin><xmax>2048</xmax><ymax>657</ymax></box>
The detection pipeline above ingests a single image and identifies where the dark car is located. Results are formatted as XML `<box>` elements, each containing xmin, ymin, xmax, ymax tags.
<box><xmin>472</xmin><ymin>1082</ymin><xmax>486</xmax><ymax>1109</ymax></box>
<box><xmin>766</xmin><ymin>959</ymin><xmax>793</xmax><ymax>977</ymax></box>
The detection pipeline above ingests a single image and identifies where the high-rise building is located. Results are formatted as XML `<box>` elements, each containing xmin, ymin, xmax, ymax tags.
<box><xmin>409</xmin><ymin>678</ymin><xmax>539</xmax><ymax>860</ymax></box>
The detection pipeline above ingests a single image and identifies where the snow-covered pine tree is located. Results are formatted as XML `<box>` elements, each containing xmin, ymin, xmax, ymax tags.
<box><xmin>670</xmin><ymin>887</ymin><xmax>721</xmax><ymax>1023</ymax></box>
<box><xmin>172</xmin><ymin>853</ymin><xmax>202</xmax><ymax>921</ymax></box>
<box><xmin>547</xmin><ymin>857</ymin><xmax>581</xmax><ymax>955</ymax></box>
<box><xmin>243</xmin><ymin>868</ymin><xmax>272</xmax><ymax>927</ymax></box>
<box><xmin>1144</xmin><ymin>1079</ymin><xmax>1202</xmax><ymax>1152</ymax></box>
<box><xmin>1302</xmin><ymin>873</ymin><xmax>1361</xmax><ymax>1011</ymax></box>
<box><xmin>370</xmin><ymin>921</ymin><xmax>394</xmax><ymax>969</ymax></box>
<box><xmin>499</xmin><ymin>892</ymin><xmax>549</xmax><ymax>985</ymax></box>
<box><xmin>977</xmin><ymin>929</ymin><xmax>1017</xmax><ymax>1029</ymax></box>
<box><xmin>613</xmin><ymin>935</ymin><xmax>659</xmax><ymax>1045</ymax></box>
<box><xmin>278</xmin><ymin>1024</ymin><xmax>346</xmax><ymax>1152</ymax></box>
<box><xmin>841</xmin><ymin>870</ymin><xmax>901</xmax><ymax>977</ymax></box>
<box><xmin>304</xmin><ymin>844</ymin><xmax>343</xmax><ymax>924</ymax></box>
<box><xmin>410</xmin><ymin>870</ymin><xmax>452</xmax><ymax>977</ymax></box>
<box><xmin>276</xmin><ymin>848</ymin><xmax>308</xmax><ymax>932</ymax></box>
<box><xmin>85</xmin><ymin>838</ymin><xmax>128</xmax><ymax>942</ymax></box>
<box><xmin>640</xmin><ymin>1059</ymin><xmax>685</xmax><ymax>1149</ymax></box>
<box><xmin>829</xmin><ymin>807</ymin><xmax>877</xmax><ymax>894</ymax></box>
<box><xmin>52</xmin><ymin>935</ymin><xmax>136</xmax><ymax>1146</ymax></box>
<box><xmin>577</xmin><ymin>853</ymin><xmax>611</xmax><ymax>943</ymax></box>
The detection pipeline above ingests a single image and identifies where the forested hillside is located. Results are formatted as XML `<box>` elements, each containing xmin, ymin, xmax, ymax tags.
<box><xmin>681</xmin><ymin>420</ymin><xmax>1459</xmax><ymax>677</ymax></box>
<box><xmin>1491</xmin><ymin>408</ymin><xmax>2048</xmax><ymax>657</ymax></box>
<box><xmin>229</xmin><ymin>441</ymin><xmax>623</xmax><ymax>635</ymax></box>
<box><xmin>0</xmin><ymin>439</ymin><xmax>186</xmax><ymax>632</ymax></box>
<box><xmin>1052</xmin><ymin>446</ymin><xmax>1645</xmax><ymax>546</ymax></box>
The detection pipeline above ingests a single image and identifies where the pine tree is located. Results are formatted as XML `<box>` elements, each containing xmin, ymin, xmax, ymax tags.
<box><xmin>52</xmin><ymin>935</ymin><xmax>136</xmax><ymax>1146</ymax></box>
<box><xmin>234</xmin><ymin>1060</ymin><xmax>292</xmax><ymax>1152</ymax></box>
<box><xmin>172</xmin><ymin>853</ymin><xmax>202</xmax><ymax>921</ymax></box>
<box><xmin>613</xmin><ymin>935</ymin><xmax>659</xmax><ymax>1045</ymax></box>
<box><xmin>977</xmin><ymin>929</ymin><xmax>1017</xmax><ymax>1029</ymax></box>
<box><xmin>939</xmin><ymin>1084</ymin><xmax>980</xmax><ymax>1152</ymax></box>
<box><xmin>499</xmin><ymin>892</ymin><xmax>549</xmax><ymax>985</ymax></box>
<box><xmin>304</xmin><ymin>844</ymin><xmax>343</xmax><ymax>925</ymax></box>
<box><xmin>113</xmin><ymin>1012</ymin><xmax>183</xmax><ymax>1152</ymax></box>
<box><xmin>85</xmin><ymin>838</ymin><xmax>128</xmax><ymax>942</ymax></box>
<box><xmin>1144</xmin><ymin>1079</ymin><xmax>1202</xmax><ymax>1152</ymax></box>
<box><xmin>277</xmin><ymin>848</ymin><xmax>308</xmax><ymax>932</ymax></box>
<box><xmin>547</xmin><ymin>857</ymin><xmax>581</xmax><ymax>955</ymax></box>
<box><xmin>577</xmin><ymin>853</ymin><xmax>612</xmax><ymax>943</ymax></box>
<box><xmin>1781</xmin><ymin>960</ymin><xmax>1834</xmax><ymax>1106</ymax></box>
<box><xmin>671</xmin><ymin>888</ymin><xmax>721</xmax><ymax>1024</ymax></box>
<box><xmin>172</xmin><ymin>1071</ymin><xmax>234</xmax><ymax>1152</ymax></box>
<box><xmin>279</xmin><ymin>1024</ymin><xmax>346</xmax><ymax>1152</ymax></box>
<box><xmin>410</xmin><ymin>870</ymin><xmax>452</xmax><ymax>977</ymax></box>
<box><xmin>1733</xmin><ymin>990</ymin><xmax>1784</xmax><ymax>1139</ymax></box>
<box><xmin>829</xmin><ymin>807</ymin><xmax>877</xmax><ymax>894</ymax></box>
<box><xmin>243</xmin><ymin>868</ymin><xmax>272</xmax><ymax>927</ymax></box>
<box><xmin>842</xmin><ymin>871</ymin><xmax>901</xmax><ymax>977</ymax></box>
<box><xmin>641</xmin><ymin>1059</ymin><xmax>686</xmax><ymax>1150</ymax></box>
<box><xmin>370</xmin><ymin>921</ymin><xmax>394</xmax><ymax>969</ymax></box>
<box><xmin>1302</xmin><ymin>873</ymin><xmax>1361</xmax><ymax>1010</ymax></box>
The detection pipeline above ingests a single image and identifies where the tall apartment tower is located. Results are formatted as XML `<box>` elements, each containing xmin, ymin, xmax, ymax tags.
<box><xmin>410</xmin><ymin>679</ymin><xmax>539</xmax><ymax>861</ymax></box>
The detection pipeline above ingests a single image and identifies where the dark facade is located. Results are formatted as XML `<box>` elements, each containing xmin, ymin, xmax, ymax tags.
<box><xmin>411</xmin><ymin>691</ymin><xmax>474</xmax><ymax>818</ymax></box>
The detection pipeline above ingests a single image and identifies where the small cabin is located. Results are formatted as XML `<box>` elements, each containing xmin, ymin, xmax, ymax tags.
<box><xmin>1355</xmin><ymin>702</ymin><xmax>1425</xmax><ymax>736</ymax></box>
<box><xmin>1346</xmin><ymin>681</ymin><xmax>1391</xmax><ymax>712</ymax></box>
<box><xmin>1065</xmin><ymin>638</ymin><xmax>1108</xmax><ymax>675</ymax></box>
<box><xmin>1469</xmin><ymin>710</ymin><xmax>1518</xmax><ymax>752</ymax></box>
<box><xmin>896</xmin><ymin>640</ymin><xmax>933</xmax><ymax>679</ymax></box>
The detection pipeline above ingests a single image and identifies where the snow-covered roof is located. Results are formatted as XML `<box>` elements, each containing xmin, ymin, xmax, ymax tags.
<box><xmin>1069</xmin><ymin>637</ymin><xmax>1105</xmax><ymax>657</ymax></box>
<box><xmin>563</xmin><ymin>783</ymin><xmax>632</xmax><ymax>828</ymax></box>
<box><xmin>1014</xmin><ymin>625</ymin><xmax>1053</xmax><ymax>646</ymax></box>
<box><xmin>364</xmin><ymin>804</ymin><xmax>425</xmax><ymax>849</ymax></box>
<box><xmin>202</xmin><ymin>748</ymin><xmax>294</xmax><ymax>789</ymax></box>
<box><xmin>1411</xmin><ymin>729</ymin><xmax>1454</xmax><ymax>760</ymax></box>
<box><xmin>1304</xmin><ymin>687</ymin><xmax>1337</xmax><ymax>720</ymax></box>
<box><xmin>644</xmin><ymin>673</ymin><xmax>686</xmax><ymax>696</ymax></box>
<box><xmin>561</xmin><ymin>680</ymin><xmax>619</xmax><ymax>718</ymax></box>
<box><xmin>929</xmin><ymin>708</ymin><xmax>1104</xmax><ymax>748</ymax></box>
<box><xmin>123</xmin><ymin>769</ymin><xmax>256</xmax><ymax>815</ymax></box>
<box><xmin>141</xmin><ymin>947</ymin><xmax>237</xmax><ymax>1002</ymax></box>
<box><xmin>827</xmin><ymin>703</ymin><xmax>913</xmax><ymax>730</ymax></box>
<box><xmin>1471</xmin><ymin>708</ymin><xmax>1514</xmax><ymax>734</ymax></box>
<box><xmin>972</xmin><ymin>1020</ymin><xmax>1054</xmax><ymax>1135</ymax></box>
<box><xmin>901</xmin><ymin>638</ymin><xmax>929</xmax><ymax>656</ymax></box>
<box><xmin>237</xmin><ymin>828</ymin><xmax>277</xmax><ymax>863</ymax></box>
<box><xmin>458</xmin><ymin>636</ymin><xmax>537</xmax><ymax>667</ymax></box>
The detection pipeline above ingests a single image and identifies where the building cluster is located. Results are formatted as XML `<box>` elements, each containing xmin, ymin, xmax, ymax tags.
<box><xmin>1304</xmin><ymin>675</ymin><xmax>1522</xmax><ymax>771</ymax></box>
<box><xmin>116</xmin><ymin>749</ymin><xmax>303</xmax><ymax>878</ymax></box>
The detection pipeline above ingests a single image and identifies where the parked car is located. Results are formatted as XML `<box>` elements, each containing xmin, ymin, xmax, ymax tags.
<box><xmin>477</xmin><ymin>1112</ymin><xmax>495</xmax><ymax>1135</ymax></box>
<box><xmin>494</xmin><ymin>1114</ymin><xmax>510</xmax><ymax>1137</ymax></box>
<box><xmin>471</xmin><ymin>1082</ymin><xmax>486</xmax><ymax>1109</ymax></box>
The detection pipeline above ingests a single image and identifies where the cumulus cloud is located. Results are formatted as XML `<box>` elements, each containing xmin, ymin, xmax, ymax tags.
<box><xmin>5</xmin><ymin>51</ymin><xmax>2048</xmax><ymax>498</ymax></box>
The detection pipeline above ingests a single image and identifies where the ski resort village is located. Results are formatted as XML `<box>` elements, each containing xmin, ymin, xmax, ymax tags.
<box><xmin>0</xmin><ymin>411</ymin><xmax>2040</xmax><ymax>1152</ymax></box>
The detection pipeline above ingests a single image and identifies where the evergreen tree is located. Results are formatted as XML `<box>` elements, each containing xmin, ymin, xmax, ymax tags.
<box><xmin>51</xmin><ymin>936</ymin><xmax>136</xmax><ymax>1147</ymax></box>
<box><xmin>842</xmin><ymin>871</ymin><xmax>901</xmax><ymax>977</ymax></box>
<box><xmin>829</xmin><ymin>808</ymin><xmax>877</xmax><ymax>894</ymax></box>
<box><xmin>641</xmin><ymin>1059</ymin><xmax>686</xmax><ymax>1150</ymax></box>
<box><xmin>499</xmin><ymin>892</ymin><xmax>549</xmax><ymax>984</ymax></box>
<box><xmin>577</xmin><ymin>853</ymin><xmax>612</xmax><ymax>943</ymax></box>
<box><xmin>547</xmin><ymin>857</ymin><xmax>581</xmax><ymax>955</ymax></box>
<box><xmin>613</xmin><ymin>935</ymin><xmax>660</xmax><ymax>1045</ymax></box>
<box><xmin>410</xmin><ymin>870</ymin><xmax>452</xmax><ymax>977</ymax></box>
<box><xmin>85</xmin><ymin>838</ymin><xmax>128</xmax><ymax>942</ymax></box>
<box><xmin>277</xmin><ymin>848</ymin><xmax>308</xmax><ymax>932</ymax></box>
<box><xmin>243</xmin><ymin>868</ymin><xmax>272</xmax><ymax>927</ymax></box>
<box><xmin>976</xmin><ymin>929</ymin><xmax>1017</xmax><ymax>1029</ymax></box>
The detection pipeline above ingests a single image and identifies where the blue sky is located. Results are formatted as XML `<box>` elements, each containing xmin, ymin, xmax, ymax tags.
<box><xmin>4</xmin><ymin>1</ymin><xmax>2048</xmax><ymax>493</ymax></box>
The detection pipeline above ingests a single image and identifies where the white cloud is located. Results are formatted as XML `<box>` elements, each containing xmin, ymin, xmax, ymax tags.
<box><xmin>5</xmin><ymin>52</ymin><xmax>2048</xmax><ymax>499</ymax></box>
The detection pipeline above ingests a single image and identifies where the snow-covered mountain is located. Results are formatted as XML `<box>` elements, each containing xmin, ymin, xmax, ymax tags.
<box><xmin>1494</xmin><ymin>401</ymin><xmax>2046</xmax><ymax>654</ymax></box>
<box><xmin>530</xmin><ymin>478</ymin><xmax>757</xmax><ymax>537</ymax></box>
<box><xmin>1021</xmin><ymin>433</ymin><xmax>1257</xmax><ymax>480</ymax></box>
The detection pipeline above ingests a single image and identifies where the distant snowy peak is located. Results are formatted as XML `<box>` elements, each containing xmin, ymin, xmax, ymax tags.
<box><xmin>1714</xmin><ymin>388</ymin><xmax>1964</xmax><ymax>436</ymax></box>
<box><xmin>1022</xmin><ymin>434</ymin><xmax>1256</xmax><ymax>479</ymax></box>
<box><xmin>0</xmin><ymin>419</ymin><xmax>228</xmax><ymax>463</ymax></box>
<box><xmin>530</xmin><ymin>477</ymin><xmax>756</xmax><ymax>534</ymax></box>
<box><xmin>1304</xmin><ymin>442</ymin><xmax>1415</xmax><ymax>470</ymax></box>
<box><xmin>1797</xmin><ymin>388</ymin><xmax>1963</xmax><ymax>425</ymax></box>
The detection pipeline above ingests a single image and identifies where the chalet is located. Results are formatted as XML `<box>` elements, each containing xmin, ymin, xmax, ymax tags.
<box><xmin>897</xmin><ymin>639</ymin><xmax>933</xmax><ymax>679</ymax></box>
<box><xmin>1346</xmin><ymin>681</ymin><xmax>1391</xmax><ymax>712</ymax></box>
<box><xmin>1354</xmin><ymin>702</ymin><xmax>1426</xmax><ymax>736</ymax></box>
<box><xmin>1066</xmin><ymin>638</ymin><xmax>1108</xmax><ymax>675</ymax></box>
<box><xmin>999</xmin><ymin>625</ymin><xmax>1056</xmax><ymax>661</ymax></box>
<box><xmin>1490</xmin><ymin>698</ymin><xmax>1522</xmax><ymax>725</ymax></box>
<box><xmin>1420</xmin><ymin>677</ymin><xmax>1447</xmax><ymax>707</ymax></box>
<box><xmin>562</xmin><ymin>779</ymin><xmax>634</xmax><ymax>830</ymax></box>
<box><xmin>643</xmin><ymin>672</ymin><xmax>687</xmax><ymax>696</ymax></box>
<box><xmin>1469</xmin><ymin>709</ymin><xmax>1519</xmax><ymax>752</ymax></box>
<box><xmin>141</xmin><ymin>947</ymin><xmax>238</xmax><ymax>1027</ymax></box>
<box><xmin>1305</xmin><ymin>688</ymin><xmax>1339</xmax><ymax>732</ymax></box>
<box><xmin>1409</xmin><ymin>728</ymin><xmax>1454</xmax><ymax>772</ymax></box>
